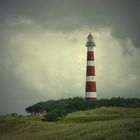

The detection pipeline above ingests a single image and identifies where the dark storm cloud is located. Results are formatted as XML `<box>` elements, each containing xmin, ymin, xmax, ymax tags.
<box><xmin>0</xmin><ymin>0</ymin><xmax>139</xmax><ymax>48</ymax></box>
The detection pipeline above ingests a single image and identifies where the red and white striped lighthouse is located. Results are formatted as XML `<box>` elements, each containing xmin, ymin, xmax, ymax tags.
<box><xmin>85</xmin><ymin>33</ymin><xmax>97</xmax><ymax>101</ymax></box>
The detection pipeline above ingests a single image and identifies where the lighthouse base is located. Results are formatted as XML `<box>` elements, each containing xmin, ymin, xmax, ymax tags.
<box><xmin>85</xmin><ymin>92</ymin><xmax>97</xmax><ymax>102</ymax></box>
<box><xmin>85</xmin><ymin>97</ymin><xmax>97</xmax><ymax>102</ymax></box>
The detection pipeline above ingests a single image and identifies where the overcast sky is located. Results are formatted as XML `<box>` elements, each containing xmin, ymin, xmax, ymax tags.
<box><xmin>0</xmin><ymin>0</ymin><xmax>140</xmax><ymax>115</ymax></box>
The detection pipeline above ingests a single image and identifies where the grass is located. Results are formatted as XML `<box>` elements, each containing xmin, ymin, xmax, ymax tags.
<box><xmin>0</xmin><ymin>107</ymin><xmax>140</xmax><ymax>140</ymax></box>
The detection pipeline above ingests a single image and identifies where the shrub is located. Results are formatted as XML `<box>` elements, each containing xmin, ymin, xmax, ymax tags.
<box><xmin>44</xmin><ymin>109</ymin><xmax>67</xmax><ymax>121</ymax></box>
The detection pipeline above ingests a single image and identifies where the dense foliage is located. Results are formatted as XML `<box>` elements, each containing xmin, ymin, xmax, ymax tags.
<box><xmin>44</xmin><ymin>109</ymin><xmax>67</xmax><ymax>121</ymax></box>
<box><xmin>96</xmin><ymin>97</ymin><xmax>140</xmax><ymax>108</ymax></box>
<box><xmin>25</xmin><ymin>97</ymin><xmax>140</xmax><ymax>121</ymax></box>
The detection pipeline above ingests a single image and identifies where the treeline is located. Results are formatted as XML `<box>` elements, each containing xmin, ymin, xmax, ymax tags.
<box><xmin>25</xmin><ymin>97</ymin><xmax>140</xmax><ymax>121</ymax></box>
<box><xmin>96</xmin><ymin>97</ymin><xmax>140</xmax><ymax>108</ymax></box>
<box><xmin>25</xmin><ymin>97</ymin><xmax>95</xmax><ymax>116</ymax></box>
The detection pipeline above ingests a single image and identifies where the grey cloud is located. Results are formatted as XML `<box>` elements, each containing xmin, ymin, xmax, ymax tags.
<box><xmin>0</xmin><ymin>27</ymin><xmax>140</xmax><ymax>114</ymax></box>
<box><xmin>0</xmin><ymin>73</ymin><xmax>47</xmax><ymax>115</ymax></box>
<box><xmin>0</xmin><ymin>0</ymin><xmax>140</xmax><ymax>48</ymax></box>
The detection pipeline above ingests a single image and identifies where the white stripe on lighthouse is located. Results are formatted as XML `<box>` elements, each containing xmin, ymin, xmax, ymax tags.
<box><xmin>87</xmin><ymin>47</ymin><xmax>94</xmax><ymax>51</ymax></box>
<box><xmin>86</xmin><ymin>76</ymin><xmax>95</xmax><ymax>82</ymax></box>
<box><xmin>85</xmin><ymin>92</ymin><xmax>97</xmax><ymax>98</ymax></box>
<box><xmin>87</xmin><ymin>61</ymin><xmax>94</xmax><ymax>66</ymax></box>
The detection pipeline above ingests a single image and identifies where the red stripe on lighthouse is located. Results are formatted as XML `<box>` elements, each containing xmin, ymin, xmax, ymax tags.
<box><xmin>87</xmin><ymin>51</ymin><xmax>94</xmax><ymax>61</ymax></box>
<box><xmin>86</xmin><ymin>66</ymin><xmax>95</xmax><ymax>76</ymax></box>
<box><xmin>86</xmin><ymin>81</ymin><xmax>96</xmax><ymax>92</ymax></box>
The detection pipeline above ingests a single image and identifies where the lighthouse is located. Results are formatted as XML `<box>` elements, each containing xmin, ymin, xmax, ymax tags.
<box><xmin>85</xmin><ymin>33</ymin><xmax>97</xmax><ymax>101</ymax></box>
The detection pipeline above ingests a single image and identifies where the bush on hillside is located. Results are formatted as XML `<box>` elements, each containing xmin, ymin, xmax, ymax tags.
<box><xmin>43</xmin><ymin>109</ymin><xmax>67</xmax><ymax>121</ymax></box>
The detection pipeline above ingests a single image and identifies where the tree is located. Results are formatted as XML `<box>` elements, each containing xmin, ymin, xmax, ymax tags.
<box><xmin>43</xmin><ymin>109</ymin><xmax>67</xmax><ymax>121</ymax></box>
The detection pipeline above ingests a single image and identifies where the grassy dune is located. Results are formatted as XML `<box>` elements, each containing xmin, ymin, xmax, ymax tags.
<box><xmin>0</xmin><ymin>107</ymin><xmax>140</xmax><ymax>140</ymax></box>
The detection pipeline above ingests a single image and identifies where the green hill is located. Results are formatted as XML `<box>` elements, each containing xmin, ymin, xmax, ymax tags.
<box><xmin>0</xmin><ymin>107</ymin><xmax>140</xmax><ymax>140</ymax></box>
